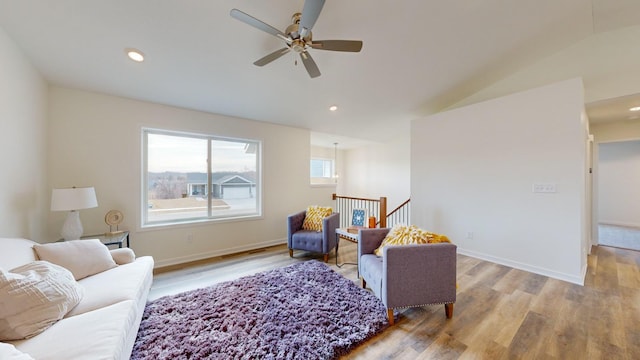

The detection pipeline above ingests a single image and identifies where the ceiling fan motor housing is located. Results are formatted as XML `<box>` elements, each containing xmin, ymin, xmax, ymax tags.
<box><xmin>285</xmin><ymin>16</ymin><xmax>312</xmax><ymax>53</ymax></box>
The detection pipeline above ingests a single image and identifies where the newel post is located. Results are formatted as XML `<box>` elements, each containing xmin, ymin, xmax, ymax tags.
<box><xmin>379</xmin><ymin>197</ymin><xmax>387</xmax><ymax>228</ymax></box>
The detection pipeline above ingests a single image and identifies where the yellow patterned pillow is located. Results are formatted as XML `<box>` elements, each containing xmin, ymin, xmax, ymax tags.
<box><xmin>302</xmin><ymin>206</ymin><xmax>333</xmax><ymax>232</ymax></box>
<box><xmin>374</xmin><ymin>224</ymin><xmax>450</xmax><ymax>256</ymax></box>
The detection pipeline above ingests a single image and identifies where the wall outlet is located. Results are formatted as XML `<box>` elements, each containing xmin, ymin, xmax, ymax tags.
<box><xmin>466</xmin><ymin>231</ymin><xmax>474</xmax><ymax>239</ymax></box>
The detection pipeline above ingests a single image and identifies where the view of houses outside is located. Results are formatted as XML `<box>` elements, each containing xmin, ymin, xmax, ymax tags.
<box><xmin>144</xmin><ymin>131</ymin><xmax>259</xmax><ymax>225</ymax></box>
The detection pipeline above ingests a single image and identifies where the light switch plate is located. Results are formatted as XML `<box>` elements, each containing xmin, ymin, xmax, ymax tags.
<box><xmin>533</xmin><ymin>183</ymin><xmax>557</xmax><ymax>193</ymax></box>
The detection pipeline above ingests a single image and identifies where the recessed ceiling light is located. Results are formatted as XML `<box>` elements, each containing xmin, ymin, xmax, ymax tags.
<box><xmin>630</xmin><ymin>106</ymin><xmax>640</xmax><ymax>112</ymax></box>
<box><xmin>125</xmin><ymin>48</ymin><xmax>144</xmax><ymax>62</ymax></box>
<box><xmin>329</xmin><ymin>105</ymin><xmax>338</xmax><ymax>111</ymax></box>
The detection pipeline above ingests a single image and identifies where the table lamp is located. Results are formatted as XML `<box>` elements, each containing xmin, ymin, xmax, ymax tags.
<box><xmin>51</xmin><ymin>186</ymin><xmax>98</xmax><ymax>240</ymax></box>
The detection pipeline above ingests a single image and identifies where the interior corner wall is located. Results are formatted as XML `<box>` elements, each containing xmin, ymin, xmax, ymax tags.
<box><xmin>47</xmin><ymin>87</ymin><xmax>334</xmax><ymax>267</ymax></box>
<box><xmin>0</xmin><ymin>26</ymin><xmax>49</xmax><ymax>241</ymax></box>
<box><xmin>411</xmin><ymin>78</ymin><xmax>587</xmax><ymax>284</ymax></box>
<box><xmin>341</xmin><ymin>135</ymin><xmax>411</xmax><ymax>211</ymax></box>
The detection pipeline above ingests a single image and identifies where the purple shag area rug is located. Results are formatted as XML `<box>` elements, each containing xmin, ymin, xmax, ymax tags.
<box><xmin>131</xmin><ymin>260</ymin><xmax>389</xmax><ymax>359</ymax></box>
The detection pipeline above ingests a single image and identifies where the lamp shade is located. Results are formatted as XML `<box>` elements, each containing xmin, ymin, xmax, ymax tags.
<box><xmin>51</xmin><ymin>187</ymin><xmax>98</xmax><ymax>211</ymax></box>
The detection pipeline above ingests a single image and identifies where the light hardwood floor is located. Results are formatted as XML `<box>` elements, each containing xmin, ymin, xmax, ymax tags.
<box><xmin>150</xmin><ymin>241</ymin><xmax>640</xmax><ymax>359</ymax></box>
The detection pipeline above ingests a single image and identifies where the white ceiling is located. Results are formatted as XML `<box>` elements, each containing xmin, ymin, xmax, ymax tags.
<box><xmin>1</xmin><ymin>0</ymin><xmax>640</xmax><ymax>148</ymax></box>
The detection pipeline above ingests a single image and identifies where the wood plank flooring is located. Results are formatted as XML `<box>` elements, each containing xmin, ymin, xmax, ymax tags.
<box><xmin>150</xmin><ymin>242</ymin><xmax>640</xmax><ymax>359</ymax></box>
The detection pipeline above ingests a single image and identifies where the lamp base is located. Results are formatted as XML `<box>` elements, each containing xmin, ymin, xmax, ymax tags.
<box><xmin>61</xmin><ymin>211</ymin><xmax>83</xmax><ymax>241</ymax></box>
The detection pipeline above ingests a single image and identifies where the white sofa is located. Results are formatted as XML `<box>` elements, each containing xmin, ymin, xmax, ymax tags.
<box><xmin>0</xmin><ymin>237</ymin><xmax>154</xmax><ymax>360</ymax></box>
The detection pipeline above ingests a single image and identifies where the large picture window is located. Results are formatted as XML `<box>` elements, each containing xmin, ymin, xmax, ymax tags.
<box><xmin>142</xmin><ymin>128</ymin><xmax>261</xmax><ymax>227</ymax></box>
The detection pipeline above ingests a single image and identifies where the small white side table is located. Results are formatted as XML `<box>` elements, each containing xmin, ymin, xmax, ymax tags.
<box><xmin>81</xmin><ymin>231</ymin><xmax>130</xmax><ymax>248</ymax></box>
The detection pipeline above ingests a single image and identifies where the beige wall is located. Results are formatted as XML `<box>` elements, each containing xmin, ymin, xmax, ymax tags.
<box><xmin>591</xmin><ymin>120</ymin><xmax>640</xmax><ymax>143</ymax></box>
<box><xmin>340</xmin><ymin>136</ymin><xmax>411</xmax><ymax>211</ymax></box>
<box><xmin>411</xmin><ymin>78</ymin><xmax>589</xmax><ymax>284</ymax></box>
<box><xmin>0</xmin><ymin>26</ymin><xmax>49</xmax><ymax>241</ymax></box>
<box><xmin>47</xmin><ymin>87</ymin><xmax>335</xmax><ymax>267</ymax></box>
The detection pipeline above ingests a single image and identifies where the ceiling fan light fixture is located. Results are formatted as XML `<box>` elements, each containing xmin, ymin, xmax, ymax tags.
<box><xmin>125</xmin><ymin>48</ymin><xmax>145</xmax><ymax>62</ymax></box>
<box><xmin>329</xmin><ymin>105</ymin><xmax>338</xmax><ymax>111</ymax></box>
<box><xmin>230</xmin><ymin>0</ymin><xmax>362</xmax><ymax>79</ymax></box>
<box><xmin>630</xmin><ymin>106</ymin><xmax>640</xmax><ymax>112</ymax></box>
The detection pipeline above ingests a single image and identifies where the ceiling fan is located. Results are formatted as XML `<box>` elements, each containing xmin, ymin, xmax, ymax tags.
<box><xmin>230</xmin><ymin>0</ymin><xmax>363</xmax><ymax>78</ymax></box>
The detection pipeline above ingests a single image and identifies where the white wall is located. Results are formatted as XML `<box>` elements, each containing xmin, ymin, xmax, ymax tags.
<box><xmin>597</xmin><ymin>140</ymin><xmax>640</xmax><ymax>227</ymax></box>
<box><xmin>411</xmin><ymin>78</ymin><xmax>588</xmax><ymax>284</ymax></box>
<box><xmin>341</xmin><ymin>136</ymin><xmax>411</xmax><ymax>211</ymax></box>
<box><xmin>590</xmin><ymin>120</ymin><xmax>640</xmax><ymax>241</ymax></box>
<box><xmin>47</xmin><ymin>87</ymin><xmax>335</xmax><ymax>267</ymax></box>
<box><xmin>0</xmin><ymin>26</ymin><xmax>49</xmax><ymax>241</ymax></box>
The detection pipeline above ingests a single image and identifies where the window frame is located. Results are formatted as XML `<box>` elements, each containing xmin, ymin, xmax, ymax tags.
<box><xmin>309</xmin><ymin>157</ymin><xmax>336</xmax><ymax>186</ymax></box>
<box><xmin>309</xmin><ymin>157</ymin><xmax>336</xmax><ymax>179</ymax></box>
<box><xmin>141</xmin><ymin>128</ymin><xmax>262</xmax><ymax>228</ymax></box>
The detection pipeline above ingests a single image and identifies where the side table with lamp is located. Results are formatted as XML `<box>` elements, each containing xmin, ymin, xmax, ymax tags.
<box><xmin>81</xmin><ymin>210</ymin><xmax>129</xmax><ymax>248</ymax></box>
<box><xmin>52</xmin><ymin>187</ymin><xmax>130</xmax><ymax>248</ymax></box>
<box><xmin>80</xmin><ymin>231</ymin><xmax>129</xmax><ymax>249</ymax></box>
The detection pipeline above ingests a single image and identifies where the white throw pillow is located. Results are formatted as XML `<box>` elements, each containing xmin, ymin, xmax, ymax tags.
<box><xmin>0</xmin><ymin>261</ymin><xmax>84</xmax><ymax>341</ymax></box>
<box><xmin>33</xmin><ymin>239</ymin><xmax>117</xmax><ymax>280</ymax></box>
<box><xmin>0</xmin><ymin>342</ymin><xmax>35</xmax><ymax>360</ymax></box>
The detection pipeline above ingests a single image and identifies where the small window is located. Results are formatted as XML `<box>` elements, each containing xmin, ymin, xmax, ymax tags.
<box><xmin>142</xmin><ymin>128</ymin><xmax>261</xmax><ymax>227</ymax></box>
<box><xmin>310</xmin><ymin>158</ymin><xmax>334</xmax><ymax>178</ymax></box>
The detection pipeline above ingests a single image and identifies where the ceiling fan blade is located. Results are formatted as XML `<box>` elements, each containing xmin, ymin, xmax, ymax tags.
<box><xmin>310</xmin><ymin>40</ymin><xmax>363</xmax><ymax>52</ymax></box>
<box><xmin>230</xmin><ymin>9</ymin><xmax>288</xmax><ymax>41</ymax></box>
<box><xmin>253</xmin><ymin>48</ymin><xmax>291</xmax><ymax>67</ymax></box>
<box><xmin>300</xmin><ymin>52</ymin><xmax>321</xmax><ymax>78</ymax></box>
<box><xmin>299</xmin><ymin>0</ymin><xmax>326</xmax><ymax>37</ymax></box>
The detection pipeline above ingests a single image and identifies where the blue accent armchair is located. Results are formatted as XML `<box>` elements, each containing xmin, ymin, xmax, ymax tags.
<box><xmin>287</xmin><ymin>210</ymin><xmax>340</xmax><ymax>262</ymax></box>
<box><xmin>358</xmin><ymin>228</ymin><xmax>457</xmax><ymax>325</ymax></box>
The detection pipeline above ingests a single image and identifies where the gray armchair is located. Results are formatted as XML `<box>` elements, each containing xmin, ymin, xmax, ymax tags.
<box><xmin>358</xmin><ymin>228</ymin><xmax>457</xmax><ymax>325</ymax></box>
<box><xmin>287</xmin><ymin>210</ymin><xmax>340</xmax><ymax>262</ymax></box>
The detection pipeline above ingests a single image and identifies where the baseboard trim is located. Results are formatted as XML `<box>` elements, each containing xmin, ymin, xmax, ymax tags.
<box><xmin>598</xmin><ymin>221</ymin><xmax>640</xmax><ymax>229</ymax></box>
<box><xmin>457</xmin><ymin>247</ymin><xmax>585</xmax><ymax>286</ymax></box>
<box><xmin>153</xmin><ymin>238</ymin><xmax>287</xmax><ymax>269</ymax></box>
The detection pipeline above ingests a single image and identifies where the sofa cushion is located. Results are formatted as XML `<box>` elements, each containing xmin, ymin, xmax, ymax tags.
<box><xmin>302</xmin><ymin>206</ymin><xmax>332</xmax><ymax>232</ymax></box>
<box><xmin>0</xmin><ymin>261</ymin><xmax>83</xmax><ymax>341</ymax></box>
<box><xmin>11</xmin><ymin>300</ymin><xmax>140</xmax><ymax>360</ymax></box>
<box><xmin>0</xmin><ymin>238</ymin><xmax>38</xmax><ymax>271</ymax></box>
<box><xmin>0</xmin><ymin>342</ymin><xmax>34</xmax><ymax>360</ymax></box>
<box><xmin>374</xmin><ymin>224</ymin><xmax>450</xmax><ymax>256</ymax></box>
<box><xmin>66</xmin><ymin>256</ymin><xmax>154</xmax><ymax>318</ymax></box>
<box><xmin>290</xmin><ymin>231</ymin><xmax>324</xmax><ymax>253</ymax></box>
<box><xmin>33</xmin><ymin>240</ymin><xmax>117</xmax><ymax>280</ymax></box>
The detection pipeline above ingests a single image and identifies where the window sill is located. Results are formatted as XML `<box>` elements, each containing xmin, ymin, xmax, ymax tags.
<box><xmin>139</xmin><ymin>213</ymin><xmax>264</xmax><ymax>232</ymax></box>
<box><xmin>310</xmin><ymin>183</ymin><xmax>337</xmax><ymax>188</ymax></box>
